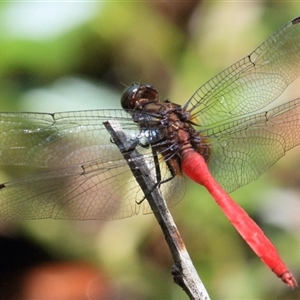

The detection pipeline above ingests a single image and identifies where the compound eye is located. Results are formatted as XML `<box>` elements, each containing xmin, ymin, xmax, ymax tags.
<box><xmin>121</xmin><ymin>83</ymin><xmax>140</xmax><ymax>109</ymax></box>
<box><xmin>138</xmin><ymin>84</ymin><xmax>158</xmax><ymax>103</ymax></box>
<box><xmin>121</xmin><ymin>83</ymin><xmax>159</xmax><ymax>109</ymax></box>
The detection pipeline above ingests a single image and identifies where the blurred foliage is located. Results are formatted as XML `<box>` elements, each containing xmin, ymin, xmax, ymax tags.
<box><xmin>0</xmin><ymin>1</ymin><xmax>300</xmax><ymax>299</ymax></box>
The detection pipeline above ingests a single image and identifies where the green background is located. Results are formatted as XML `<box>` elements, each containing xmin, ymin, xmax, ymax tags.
<box><xmin>0</xmin><ymin>1</ymin><xmax>299</xmax><ymax>299</ymax></box>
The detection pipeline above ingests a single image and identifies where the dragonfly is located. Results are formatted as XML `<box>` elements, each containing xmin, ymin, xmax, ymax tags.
<box><xmin>0</xmin><ymin>17</ymin><xmax>300</xmax><ymax>287</ymax></box>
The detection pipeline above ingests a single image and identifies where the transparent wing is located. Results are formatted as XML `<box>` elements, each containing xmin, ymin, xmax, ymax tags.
<box><xmin>185</xmin><ymin>17</ymin><xmax>300</xmax><ymax>126</ymax></box>
<box><xmin>0</xmin><ymin>109</ymin><xmax>185</xmax><ymax>220</ymax></box>
<box><xmin>202</xmin><ymin>97</ymin><xmax>300</xmax><ymax>192</ymax></box>
<box><xmin>0</xmin><ymin>109</ymin><xmax>156</xmax><ymax>167</ymax></box>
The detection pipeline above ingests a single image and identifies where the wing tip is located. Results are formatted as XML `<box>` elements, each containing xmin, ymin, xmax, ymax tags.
<box><xmin>292</xmin><ymin>16</ymin><xmax>300</xmax><ymax>25</ymax></box>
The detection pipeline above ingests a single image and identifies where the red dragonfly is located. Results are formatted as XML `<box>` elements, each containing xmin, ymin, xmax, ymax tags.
<box><xmin>0</xmin><ymin>17</ymin><xmax>300</xmax><ymax>287</ymax></box>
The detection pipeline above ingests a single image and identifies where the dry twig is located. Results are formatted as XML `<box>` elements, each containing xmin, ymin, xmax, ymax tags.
<box><xmin>104</xmin><ymin>119</ymin><xmax>210</xmax><ymax>300</ymax></box>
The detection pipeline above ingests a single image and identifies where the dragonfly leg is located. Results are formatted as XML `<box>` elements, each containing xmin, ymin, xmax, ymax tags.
<box><xmin>136</xmin><ymin>147</ymin><xmax>176</xmax><ymax>204</ymax></box>
<box><xmin>109</xmin><ymin>135</ymin><xmax>139</xmax><ymax>152</ymax></box>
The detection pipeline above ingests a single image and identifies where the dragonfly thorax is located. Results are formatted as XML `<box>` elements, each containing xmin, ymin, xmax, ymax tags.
<box><xmin>122</xmin><ymin>83</ymin><xmax>210</xmax><ymax>163</ymax></box>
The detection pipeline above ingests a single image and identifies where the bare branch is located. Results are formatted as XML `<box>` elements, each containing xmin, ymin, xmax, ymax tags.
<box><xmin>104</xmin><ymin>119</ymin><xmax>210</xmax><ymax>300</ymax></box>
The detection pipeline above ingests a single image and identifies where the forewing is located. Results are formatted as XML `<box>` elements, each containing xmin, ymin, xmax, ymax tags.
<box><xmin>203</xmin><ymin>97</ymin><xmax>300</xmax><ymax>192</ymax></box>
<box><xmin>185</xmin><ymin>17</ymin><xmax>300</xmax><ymax>126</ymax></box>
<box><xmin>0</xmin><ymin>109</ymin><xmax>145</xmax><ymax>167</ymax></box>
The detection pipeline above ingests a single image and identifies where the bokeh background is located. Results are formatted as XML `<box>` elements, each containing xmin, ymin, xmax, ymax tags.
<box><xmin>0</xmin><ymin>1</ymin><xmax>300</xmax><ymax>299</ymax></box>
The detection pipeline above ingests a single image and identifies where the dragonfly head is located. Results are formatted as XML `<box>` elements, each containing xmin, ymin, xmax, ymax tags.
<box><xmin>121</xmin><ymin>83</ymin><xmax>159</xmax><ymax>109</ymax></box>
